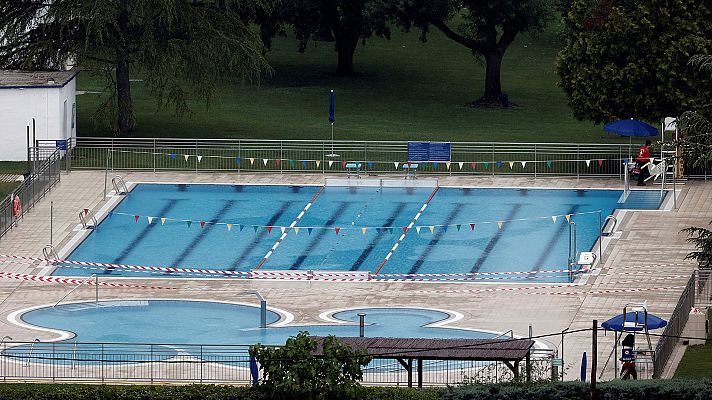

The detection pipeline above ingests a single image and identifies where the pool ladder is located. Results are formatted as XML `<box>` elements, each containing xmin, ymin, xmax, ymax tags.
<box><xmin>54</xmin><ymin>274</ymin><xmax>99</xmax><ymax>307</ymax></box>
<box><xmin>600</xmin><ymin>215</ymin><xmax>618</xmax><ymax>237</ymax></box>
<box><xmin>111</xmin><ymin>175</ymin><xmax>129</xmax><ymax>195</ymax></box>
<box><xmin>24</xmin><ymin>339</ymin><xmax>40</xmax><ymax>367</ymax></box>
<box><xmin>79</xmin><ymin>209</ymin><xmax>98</xmax><ymax>229</ymax></box>
<box><xmin>42</xmin><ymin>245</ymin><xmax>59</xmax><ymax>265</ymax></box>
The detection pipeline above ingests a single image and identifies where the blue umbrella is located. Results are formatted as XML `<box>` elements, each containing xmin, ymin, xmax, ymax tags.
<box><xmin>601</xmin><ymin>312</ymin><xmax>668</xmax><ymax>332</ymax></box>
<box><xmin>603</xmin><ymin>119</ymin><xmax>658</xmax><ymax>137</ymax></box>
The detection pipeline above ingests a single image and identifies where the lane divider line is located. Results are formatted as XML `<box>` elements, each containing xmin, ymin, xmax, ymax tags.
<box><xmin>255</xmin><ymin>185</ymin><xmax>325</xmax><ymax>270</ymax></box>
<box><xmin>374</xmin><ymin>186</ymin><xmax>440</xmax><ymax>274</ymax></box>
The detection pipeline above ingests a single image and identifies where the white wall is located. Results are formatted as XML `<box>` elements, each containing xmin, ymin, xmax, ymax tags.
<box><xmin>0</xmin><ymin>78</ymin><xmax>76</xmax><ymax>161</ymax></box>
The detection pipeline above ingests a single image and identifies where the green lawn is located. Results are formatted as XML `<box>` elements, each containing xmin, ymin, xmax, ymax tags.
<box><xmin>76</xmin><ymin>24</ymin><xmax>625</xmax><ymax>143</ymax></box>
<box><xmin>673</xmin><ymin>313</ymin><xmax>712</xmax><ymax>379</ymax></box>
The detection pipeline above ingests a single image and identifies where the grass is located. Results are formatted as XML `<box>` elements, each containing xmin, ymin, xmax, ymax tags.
<box><xmin>673</xmin><ymin>312</ymin><xmax>712</xmax><ymax>379</ymax></box>
<box><xmin>76</xmin><ymin>23</ymin><xmax>628</xmax><ymax>144</ymax></box>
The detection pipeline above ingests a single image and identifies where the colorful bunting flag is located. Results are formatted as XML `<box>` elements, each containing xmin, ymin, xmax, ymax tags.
<box><xmin>200</xmin><ymin>221</ymin><xmax>206</xmax><ymax>229</ymax></box>
<box><xmin>275</xmin><ymin>159</ymin><xmax>281</xmax><ymax>166</ymax></box>
<box><xmin>552</xmin><ymin>215</ymin><xmax>557</xmax><ymax>223</ymax></box>
<box><xmin>108</xmin><ymin>212</ymin><xmax>113</xmax><ymax>218</ymax></box>
<box><xmin>262</xmin><ymin>159</ymin><xmax>268</xmax><ymax>166</ymax></box>
<box><xmin>520</xmin><ymin>161</ymin><xmax>526</xmax><ymax>168</ymax></box>
<box><xmin>187</xmin><ymin>221</ymin><xmax>192</xmax><ymax>228</ymax></box>
<box><xmin>402</xmin><ymin>227</ymin><xmax>408</xmax><ymax>234</ymax></box>
<box><xmin>429</xmin><ymin>226</ymin><xmax>434</xmax><ymax>234</ymax></box>
<box><xmin>280</xmin><ymin>227</ymin><xmax>286</xmax><ymax>234</ymax></box>
<box><xmin>249</xmin><ymin>158</ymin><xmax>255</xmax><ymax>165</ymax></box>
<box><xmin>301</xmin><ymin>160</ymin><xmax>307</xmax><ymax>168</ymax></box>
<box><xmin>458</xmin><ymin>162</ymin><xmax>464</xmax><ymax>170</ymax></box>
<box><xmin>134</xmin><ymin>215</ymin><xmax>139</xmax><ymax>222</ymax></box>
<box><xmin>470</xmin><ymin>223</ymin><xmax>475</xmax><ymax>231</ymax></box>
<box><xmin>496</xmin><ymin>161</ymin><xmax>502</xmax><ymax>168</ymax></box>
<box><xmin>161</xmin><ymin>217</ymin><xmax>166</xmax><ymax>225</ymax></box>
<box><xmin>266</xmin><ymin>226</ymin><xmax>273</xmax><ymax>233</ymax></box>
<box><xmin>376</xmin><ymin>228</ymin><xmax>381</xmax><ymax>234</ymax></box>
<box><xmin>497</xmin><ymin>221</ymin><xmax>503</xmax><ymax>229</ymax></box>
<box><xmin>239</xmin><ymin>224</ymin><xmax>244</xmax><ymax>232</ymax></box>
<box><xmin>367</xmin><ymin>162</ymin><xmax>374</xmax><ymax>168</ymax></box>
<box><xmin>197</xmin><ymin>156</ymin><xmax>203</xmax><ymax>163</ymax></box>
<box><xmin>335</xmin><ymin>227</ymin><xmax>341</xmax><ymax>235</ymax></box>
<box><xmin>471</xmin><ymin>162</ymin><xmax>477</xmax><ymax>169</ymax></box>
<box><xmin>597</xmin><ymin>159</ymin><xmax>604</xmax><ymax>167</ymax></box>
<box><xmin>456</xmin><ymin>224</ymin><xmax>461</xmax><ymax>231</ymax></box>
<box><xmin>147</xmin><ymin>216</ymin><xmax>153</xmax><ymax>224</ymax></box>
<box><xmin>484</xmin><ymin>162</ymin><xmax>490</xmax><ymax>169</ymax></box>
<box><xmin>329</xmin><ymin>160</ymin><xmax>334</xmax><ymax>167</ymax></box>
<box><xmin>308</xmin><ymin>227</ymin><xmax>313</xmax><ymax>235</ymax></box>
<box><xmin>170</xmin><ymin>153</ymin><xmax>177</xmax><ymax>160</ymax></box>
<box><xmin>316</xmin><ymin>160</ymin><xmax>321</xmax><ymax>168</ymax></box>
<box><xmin>443</xmin><ymin>226</ymin><xmax>448</xmax><ymax>233</ymax></box>
<box><xmin>416</xmin><ymin>226</ymin><xmax>421</xmax><ymax>234</ymax></box>
<box><xmin>394</xmin><ymin>162</ymin><xmax>399</xmax><ymax>169</ymax></box>
<box><xmin>546</xmin><ymin>160</ymin><xmax>553</xmax><ymax>168</ymax></box>
<box><xmin>585</xmin><ymin>160</ymin><xmax>591</xmax><ymax>167</ymax></box>
<box><xmin>341</xmin><ymin>161</ymin><xmax>347</xmax><ymax>168</ymax></box>
<box><xmin>227</xmin><ymin>223</ymin><xmax>232</xmax><ymax>231</ymax></box>
<box><xmin>253</xmin><ymin>225</ymin><xmax>258</xmax><ymax>232</ymax></box>
<box><xmin>508</xmin><ymin>161</ymin><xmax>514</xmax><ymax>169</ymax></box>
<box><xmin>446</xmin><ymin>162</ymin><xmax>451</xmax><ymax>170</ymax></box>
<box><xmin>294</xmin><ymin>227</ymin><xmax>300</xmax><ymax>235</ymax></box>
<box><xmin>433</xmin><ymin>162</ymin><xmax>439</xmax><ymax>169</ymax></box>
<box><xmin>235</xmin><ymin>157</ymin><xmax>241</xmax><ymax>165</ymax></box>
<box><xmin>184</xmin><ymin>154</ymin><xmax>190</xmax><ymax>161</ymax></box>
<box><xmin>565</xmin><ymin>214</ymin><xmax>571</xmax><ymax>222</ymax></box>
<box><xmin>361</xmin><ymin>227</ymin><xmax>367</xmax><ymax>235</ymax></box>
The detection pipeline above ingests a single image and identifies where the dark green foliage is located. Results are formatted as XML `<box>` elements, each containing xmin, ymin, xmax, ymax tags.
<box><xmin>557</xmin><ymin>0</ymin><xmax>712</xmax><ymax>124</ymax></box>
<box><xmin>391</xmin><ymin>0</ymin><xmax>555</xmax><ymax>103</ymax></box>
<box><xmin>249</xmin><ymin>332</ymin><xmax>373</xmax><ymax>400</ymax></box>
<box><xmin>0</xmin><ymin>0</ymin><xmax>269</xmax><ymax>134</ymax></box>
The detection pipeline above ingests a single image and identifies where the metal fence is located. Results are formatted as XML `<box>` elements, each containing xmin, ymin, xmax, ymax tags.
<box><xmin>0</xmin><ymin>149</ymin><xmax>62</xmax><ymax>240</ymax></box>
<box><xmin>652</xmin><ymin>272</ymin><xmax>696</xmax><ymax>378</ymax></box>
<box><xmin>32</xmin><ymin>137</ymin><xmax>708</xmax><ymax>178</ymax></box>
<box><xmin>0</xmin><ymin>341</ymin><xmax>553</xmax><ymax>386</ymax></box>
<box><xmin>695</xmin><ymin>268</ymin><xmax>712</xmax><ymax>308</ymax></box>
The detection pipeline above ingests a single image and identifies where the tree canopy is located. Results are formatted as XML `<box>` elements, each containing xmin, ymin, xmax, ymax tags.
<box><xmin>391</xmin><ymin>0</ymin><xmax>554</xmax><ymax>105</ymax></box>
<box><xmin>259</xmin><ymin>0</ymin><xmax>391</xmax><ymax>76</ymax></box>
<box><xmin>0</xmin><ymin>0</ymin><xmax>269</xmax><ymax>134</ymax></box>
<box><xmin>557</xmin><ymin>0</ymin><xmax>712</xmax><ymax>124</ymax></box>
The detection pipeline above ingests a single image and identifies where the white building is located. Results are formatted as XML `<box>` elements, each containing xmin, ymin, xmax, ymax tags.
<box><xmin>0</xmin><ymin>70</ymin><xmax>79</xmax><ymax>161</ymax></box>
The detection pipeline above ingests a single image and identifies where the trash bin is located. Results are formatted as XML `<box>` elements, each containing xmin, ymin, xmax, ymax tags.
<box><xmin>687</xmin><ymin>307</ymin><xmax>707</xmax><ymax>346</ymax></box>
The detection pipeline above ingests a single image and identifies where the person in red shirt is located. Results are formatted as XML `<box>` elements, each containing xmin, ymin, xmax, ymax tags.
<box><xmin>636</xmin><ymin>140</ymin><xmax>652</xmax><ymax>186</ymax></box>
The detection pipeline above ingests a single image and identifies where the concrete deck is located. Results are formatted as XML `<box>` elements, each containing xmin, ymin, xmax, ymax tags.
<box><xmin>0</xmin><ymin>170</ymin><xmax>707</xmax><ymax>382</ymax></box>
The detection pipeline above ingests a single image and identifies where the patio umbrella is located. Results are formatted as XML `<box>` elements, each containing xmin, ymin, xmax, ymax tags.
<box><xmin>603</xmin><ymin>119</ymin><xmax>659</xmax><ymax>161</ymax></box>
<box><xmin>601</xmin><ymin>312</ymin><xmax>668</xmax><ymax>332</ymax></box>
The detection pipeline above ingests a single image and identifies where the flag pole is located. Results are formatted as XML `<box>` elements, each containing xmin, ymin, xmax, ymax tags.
<box><xmin>326</xmin><ymin>89</ymin><xmax>339</xmax><ymax>157</ymax></box>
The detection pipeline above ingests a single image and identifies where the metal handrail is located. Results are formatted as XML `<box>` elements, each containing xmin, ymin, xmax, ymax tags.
<box><xmin>111</xmin><ymin>175</ymin><xmax>129</xmax><ymax>195</ymax></box>
<box><xmin>601</xmin><ymin>215</ymin><xmax>618</xmax><ymax>237</ymax></box>
<box><xmin>79</xmin><ymin>209</ymin><xmax>98</xmax><ymax>229</ymax></box>
<box><xmin>42</xmin><ymin>245</ymin><xmax>59</xmax><ymax>264</ymax></box>
<box><xmin>54</xmin><ymin>274</ymin><xmax>98</xmax><ymax>307</ymax></box>
<box><xmin>24</xmin><ymin>339</ymin><xmax>40</xmax><ymax>367</ymax></box>
<box><xmin>71</xmin><ymin>341</ymin><xmax>78</xmax><ymax>369</ymax></box>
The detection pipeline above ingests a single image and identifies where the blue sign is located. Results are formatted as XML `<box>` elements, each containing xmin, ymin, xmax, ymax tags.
<box><xmin>407</xmin><ymin>142</ymin><xmax>451</xmax><ymax>162</ymax></box>
<box><xmin>55</xmin><ymin>140</ymin><xmax>67</xmax><ymax>150</ymax></box>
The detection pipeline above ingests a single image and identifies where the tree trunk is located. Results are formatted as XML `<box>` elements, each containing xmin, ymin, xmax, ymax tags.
<box><xmin>115</xmin><ymin>49</ymin><xmax>136</xmax><ymax>134</ymax></box>
<box><xmin>335</xmin><ymin>39</ymin><xmax>357</xmax><ymax>76</ymax></box>
<box><xmin>482</xmin><ymin>50</ymin><xmax>504</xmax><ymax>102</ymax></box>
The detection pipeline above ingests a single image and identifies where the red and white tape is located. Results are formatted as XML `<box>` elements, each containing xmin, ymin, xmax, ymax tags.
<box><xmin>0</xmin><ymin>271</ymin><xmax>179</xmax><ymax>290</ymax></box>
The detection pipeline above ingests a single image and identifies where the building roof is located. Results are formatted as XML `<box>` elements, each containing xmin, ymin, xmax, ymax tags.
<box><xmin>310</xmin><ymin>337</ymin><xmax>535</xmax><ymax>361</ymax></box>
<box><xmin>0</xmin><ymin>70</ymin><xmax>79</xmax><ymax>89</ymax></box>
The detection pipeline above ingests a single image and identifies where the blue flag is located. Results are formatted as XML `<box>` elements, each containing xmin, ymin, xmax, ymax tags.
<box><xmin>328</xmin><ymin>90</ymin><xmax>335</xmax><ymax>123</ymax></box>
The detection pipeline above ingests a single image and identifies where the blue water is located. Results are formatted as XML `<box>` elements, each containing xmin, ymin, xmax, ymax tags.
<box><xmin>56</xmin><ymin>184</ymin><xmax>665</xmax><ymax>281</ymax></box>
<box><xmin>6</xmin><ymin>301</ymin><xmax>493</xmax><ymax>363</ymax></box>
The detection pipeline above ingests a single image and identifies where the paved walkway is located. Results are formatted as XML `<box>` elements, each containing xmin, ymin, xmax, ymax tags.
<box><xmin>0</xmin><ymin>170</ymin><xmax>707</xmax><ymax>382</ymax></box>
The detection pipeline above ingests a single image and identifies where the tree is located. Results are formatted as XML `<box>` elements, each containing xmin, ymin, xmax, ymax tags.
<box><xmin>391</xmin><ymin>0</ymin><xmax>554</xmax><ymax>105</ymax></box>
<box><xmin>0</xmin><ymin>0</ymin><xmax>269</xmax><ymax>134</ymax></box>
<box><xmin>557</xmin><ymin>0</ymin><xmax>712</xmax><ymax>124</ymax></box>
<box><xmin>260</xmin><ymin>0</ymin><xmax>391</xmax><ymax>76</ymax></box>
<box><xmin>249</xmin><ymin>332</ymin><xmax>372</xmax><ymax>400</ymax></box>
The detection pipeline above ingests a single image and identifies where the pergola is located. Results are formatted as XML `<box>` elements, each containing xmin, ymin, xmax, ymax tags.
<box><xmin>311</xmin><ymin>336</ymin><xmax>535</xmax><ymax>388</ymax></box>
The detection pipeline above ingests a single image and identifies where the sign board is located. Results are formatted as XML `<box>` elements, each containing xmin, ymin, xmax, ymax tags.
<box><xmin>55</xmin><ymin>140</ymin><xmax>67</xmax><ymax>150</ymax></box>
<box><xmin>407</xmin><ymin>142</ymin><xmax>451</xmax><ymax>162</ymax></box>
<box><xmin>551</xmin><ymin>358</ymin><xmax>563</xmax><ymax>367</ymax></box>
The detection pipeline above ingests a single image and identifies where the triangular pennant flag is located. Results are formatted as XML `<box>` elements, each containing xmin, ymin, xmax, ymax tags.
<box><xmin>585</xmin><ymin>160</ymin><xmax>591</xmax><ymax>167</ymax></box>
<box><xmin>83</xmin><ymin>208</ymin><xmax>89</xmax><ymax>216</ymax></box>
<box><xmin>394</xmin><ymin>162</ymin><xmax>399</xmax><ymax>169</ymax></box>
<box><xmin>227</xmin><ymin>223</ymin><xmax>232</xmax><ymax>231</ymax></box>
<box><xmin>184</xmin><ymin>154</ymin><xmax>190</xmax><ymax>161</ymax></box>
<box><xmin>239</xmin><ymin>224</ymin><xmax>244</xmax><ymax>232</ymax></box>
<box><xmin>376</xmin><ymin>227</ymin><xmax>381</xmax><ymax>234</ymax></box>
<box><xmin>551</xmin><ymin>215</ymin><xmax>557</xmax><ymax>223</ymax></box>
<box><xmin>361</xmin><ymin>227</ymin><xmax>367</xmax><ymax>235</ymax></box>
<box><xmin>275</xmin><ymin>159</ymin><xmax>281</xmax><ymax>166</ymax></box>
<box><xmin>416</xmin><ymin>226</ymin><xmax>421</xmax><ymax>234</ymax></box>
<box><xmin>456</xmin><ymin>224</ymin><xmax>461</xmax><ymax>231</ymax></box>
<box><xmin>520</xmin><ymin>161</ymin><xmax>526</xmax><ymax>168</ymax></box>
<box><xmin>200</xmin><ymin>221</ymin><xmax>206</xmax><ymax>229</ymax></box>
<box><xmin>108</xmin><ymin>212</ymin><xmax>113</xmax><ymax>218</ymax></box>
<box><xmin>597</xmin><ymin>159</ymin><xmax>604</xmax><ymax>167</ymax></box>
<box><xmin>187</xmin><ymin>221</ymin><xmax>192</xmax><ymax>228</ymax></box>
<box><xmin>197</xmin><ymin>155</ymin><xmax>203</xmax><ymax>163</ymax></box>
<box><xmin>443</xmin><ymin>226</ymin><xmax>448</xmax><ymax>233</ymax></box>
<box><xmin>280</xmin><ymin>227</ymin><xmax>286</xmax><ymax>234</ymax></box>
<box><xmin>367</xmin><ymin>162</ymin><xmax>374</xmax><ymax>168</ymax></box>
<box><xmin>470</xmin><ymin>223</ymin><xmax>475</xmax><ymax>231</ymax></box>
<box><xmin>147</xmin><ymin>216</ymin><xmax>153</xmax><ymax>224</ymax></box>
<box><xmin>294</xmin><ymin>227</ymin><xmax>300</xmax><ymax>235</ymax></box>
<box><xmin>134</xmin><ymin>215</ymin><xmax>140</xmax><ymax>222</ymax></box>
<box><xmin>508</xmin><ymin>161</ymin><xmax>514</xmax><ymax>169</ymax></box>
<box><xmin>302</xmin><ymin>160</ymin><xmax>307</xmax><ymax>168</ymax></box>
<box><xmin>484</xmin><ymin>162</ymin><xmax>489</xmax><ymax>169</ymax></box>
<box><xmin>458</xmin><ymin>162</ymin><xmax>464</xmax><ymax>170</ymax></box>
<box><xmin>316</xmin><ymin>160</ymin><xmax>321</xmax><ymax>167</ymax></box>
<box><xmin>429</xmin><ymin>226</ymin><xmax>434</xmax><ymax>234</ymax></box>
<box><xmin>496</xmin><ymin>161</ymin><xmax>502</xmax><ymax>168</ymax></box>
<box><xmin>341</xmin><ymin>161</ymin><xmax>347</xmax><ymax>168</ymax></box>
<box><xmin>253</xmin><ymin>225</ymin><xmax>258</xmax><ymax>232</ymax></box>
<box><xmin>402</xmin><ymin>227</ymin><xmax>408</xmax><ymax>234</ymax></box>
<box><xmin>546</xmin><ymin>160</ymin><xmax>553</xmax><ymax>168</ymax></box>
<box><xmin>308</xmin><ymin>227</ymin><xmax>313</xmax><ymax>235</ymax></box>
<box><xmin>433</xmin><ymin>162</ymin><xmax>439</xmax><ymax>168</ymax></box>
<box><xmin>235</xmin><ymin>157</ymin><xmax>241</xmax><ymax>165</ymax></box>
<box><xmin>262</xmin><ymin>159</ymin><xmax>269</xmax><ymax>166</ymax></box>
<box><xmin>471</xmin><ymin>162</ymin><xmax>477</xmax><ymax>169</ymax></box>
<box><xmin>266</xmin><ymin>226</ymin><xmax>273</xmax><ymax>233</ymax></box>
<box><xmin>497</xmin><ymin>221</ymin><xmax>503</xmax><ymax>229</ymax></box>
<box><xmin>161</xmin><ymin>217</ymin><xmax>166</xmax><ymax>225</ymax></box>
<box><xmin>328</xmin><ymin>160</ymin><xmax>334</xmax><ymax>167</ymax></box>
<box><xmin>446</xmin><ymin>162</ymin><xmax>451</xmax><ymax>170</ymax></box>
<box><xmin>170</xmin><ymin>153</ymin><xmax>177</xmax><ymax>160</ymax></box>
<box><xmin>565</xmin><ymin>214</ymin><xmax>571</xmax><ymax>222</ymax></box>
<box><xmin>289</xmin><ymin>159</ymin><xmax>295</xmax><ymax>167</ymax></box>
<box><xmin>249</xmin><ymin>158</ymin><xmax>255</xmax><ymax>165</ymax></box>
<box><xmin>335</xmin><ymin>227</ymin><xmax>341</xmax><ymax>235</ymax></box>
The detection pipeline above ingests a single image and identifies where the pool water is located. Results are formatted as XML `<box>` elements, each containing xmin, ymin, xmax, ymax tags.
<box><xmin>57</xmin><ymin>184</ymin><xmax>666</xmax><ymax>282</ymax></box>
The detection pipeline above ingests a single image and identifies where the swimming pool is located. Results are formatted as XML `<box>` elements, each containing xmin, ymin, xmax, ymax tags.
<box><xmin>56</xmin><ymin>183</ymin><xmax>666</xmax><ymax>282</ymax></box>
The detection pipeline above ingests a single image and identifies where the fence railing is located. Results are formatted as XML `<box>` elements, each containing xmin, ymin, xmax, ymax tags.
<box><xmin>0</xmin><ymin>149</ymin><xmax>62</xmax><ymax>240</ymax></box>
<box><xmin>0</xmin><ymin>341</ymin><xmax>553</xmax><ymax>386</ymax></box>
<box><xmin>653</xmin><ymin>272</ymin><xmax>696</xmax><ymax>378</ymax></box>
<box><xmin>33</xmin><ymin>137</ymin><xmax>708</xmax><ymax>178</ymax></box>
<box><xmin>695</xmin><ymin>268</ymin><xmax>712</xmax><ymax>308</ymax></box>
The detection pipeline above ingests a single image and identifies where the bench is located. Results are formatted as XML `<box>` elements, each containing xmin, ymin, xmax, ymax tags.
<box><xmin>403</xmin><ymin>163</ymin><xmax>419</xmax><ymax>179</ymax></box>
<box><xmin>346</xmin><ymin>162</ymin><xmax>362</xmax><ymax>178</ymax></box>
